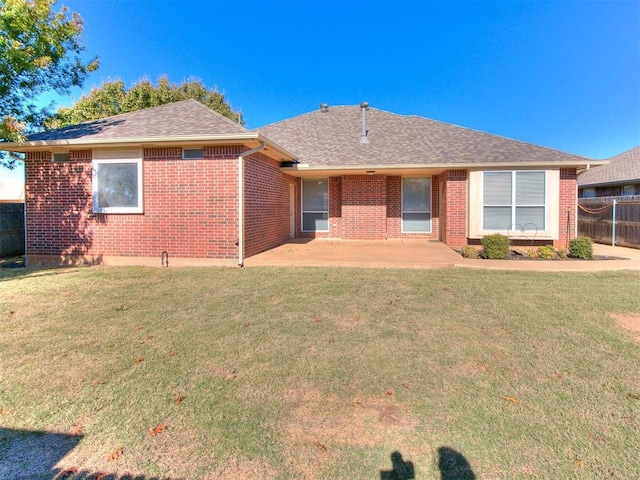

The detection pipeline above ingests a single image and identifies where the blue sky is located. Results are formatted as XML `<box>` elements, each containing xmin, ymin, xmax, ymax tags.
<box><xmin>3</xmin><ymin>0</ymin><xmax>639</xmax><ymax>184</ymax></box>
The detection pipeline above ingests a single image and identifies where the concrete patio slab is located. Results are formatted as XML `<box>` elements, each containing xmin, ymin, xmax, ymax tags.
<box><xmin>243</xmin><ymin>238</ymin><xmax>462</xmax><ymax>269</ymax></box>
<box><xmin>244</xmin><ymin>239</ymin><xmax>640</xmax><ymax>272</ymax></box>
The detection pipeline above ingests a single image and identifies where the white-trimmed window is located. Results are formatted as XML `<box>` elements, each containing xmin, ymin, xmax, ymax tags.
<box><xmin>302</xmin><ymin>178</ymin><xmax>329</xmax><ymax>232</ymax></box>
<box><xmin>402</xmin><ymin>177</ymin><xmax>431</xmax><ymax>232</ymax></box>
<box><xmin>483</xmin><ymin>171</ymin><xmax>545</xmax><ymax>231</ymax></box>
<box><xmin>182</xmin><ymin>148</ymin><xmax>204</xmax><ymax>160</ymax></box>
<box><xmin>582</xmin><ymin>187</ymin><xmax>596</xmax><ymax>198</ymax></box>
<box><xmin>93</xmin><ymin>149</ymin><xmax>143</xmax><ymax>214</ymax></box>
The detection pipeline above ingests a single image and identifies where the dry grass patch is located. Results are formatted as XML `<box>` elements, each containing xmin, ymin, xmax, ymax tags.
<box><xmin>612</xmin><ymin>313</ymin><xmax>640</xmax><ymax>342</ymax></box>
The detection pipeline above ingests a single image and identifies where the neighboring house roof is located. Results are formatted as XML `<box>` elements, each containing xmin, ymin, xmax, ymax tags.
<box><xmin>578</xmin><ymin>146</ymin><xmax>640</xmax><ymax>187</ymax></box>
<box><xmin>256</xmin><ymin>105</ymin><xmax>595</xmax><ymax>170</ymax></box>
<box><xmin>28</xmin><ymin>98</ymin><xmax>248</xmax><ymax>141</ymax></box>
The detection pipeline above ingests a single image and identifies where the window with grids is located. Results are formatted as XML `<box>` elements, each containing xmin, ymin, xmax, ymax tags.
<box><xmin>302</xmin><ymin>178</ymin><xmax>329</xmax><ymax>232</ymax></box>
<box><xmin>483</xmin><ymin>171</ymin><xmax>545</xmax><ymax>231</ymax></box>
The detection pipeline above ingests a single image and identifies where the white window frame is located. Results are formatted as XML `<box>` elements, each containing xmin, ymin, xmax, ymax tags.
<box><xmin>92</xmin><ymin>149</ymin><xmax>143</xmax><ymax>214</ymax></box>
<box><xmin>482</xmin><ymin>171</ymin><xmax>546</xmax><ymax>231</ymax></box>
<box><xmin>182</xmin><ymin>148</ymin><xmax>204</xmax><ymax>160</ymax></box>
<box><xmin>301</xmin><ymin>178</ymin><xmax>329</xmax><ymax>232</ymax></box>
<box><xmin>401</xmin><ymin>176</ymin><xmax>432</xmax><ymax>233</ymax></box>
<box><xmin>468</xmin><ymin>169</ymin><xmax>560</xmax><ymax>240</ymax></box>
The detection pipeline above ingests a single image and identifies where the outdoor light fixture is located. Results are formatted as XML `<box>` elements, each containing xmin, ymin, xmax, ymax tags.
<box><xmin>366</xmin><ymin>170</ymin><xmax>376</xmax><ymax>175</ymax></box>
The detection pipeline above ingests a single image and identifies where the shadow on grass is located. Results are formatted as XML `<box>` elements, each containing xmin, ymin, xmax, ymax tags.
<box><xmin>380</xmin><ymin>451</ymin><xmax>415</xmax><ymax>480</ymax></box>
<box><xmin>437</xmin><ymin>446</ymin><xmax>476</xmax><ymax>480</ymax></box>
<box><xmin>0</xmin><ymin>427</ymin><xmax>170</xmax><ymax>480</ymax></box>
<box><xmin>0</xmin><ymin>427</ymin><xmax>82</xmax><ymax>480</ymax></box>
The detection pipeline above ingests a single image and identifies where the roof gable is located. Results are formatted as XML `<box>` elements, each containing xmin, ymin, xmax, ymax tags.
<box><xmin>578</xmin><ymin>146</ymin><xmax>640</xmax><ymax>186</ymax></box>
<box><xmin>26</xmin><ymin>98</ymin><xmax>247</xmax><ymax>142</ymax></box>
<box><xmin>256</xmin><ymin>105</ymin><xmax>591</xmax><ymax>168</ymax></box>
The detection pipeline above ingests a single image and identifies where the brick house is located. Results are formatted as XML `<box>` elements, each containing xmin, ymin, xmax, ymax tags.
<box><xmin>578</xmin><ymin>146</ymin><xmax>640</xmax><ymax>198</ymax></box>
<box><xmin>1</xmin><ymin>99</ymin><xmax>600</xmax><ymax>266</ymax></box>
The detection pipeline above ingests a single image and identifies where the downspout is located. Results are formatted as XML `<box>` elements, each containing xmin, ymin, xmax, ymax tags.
<box><xmin>237</xmin><ymin>142</ymin><xmax>266</xmax><ymax>266</ymax></box>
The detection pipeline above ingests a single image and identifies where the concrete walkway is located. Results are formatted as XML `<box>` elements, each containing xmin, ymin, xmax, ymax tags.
<box><xmin>244</xmin><ymin>238</ymin><xmax>640</xmax><ymax>272</ymax></box>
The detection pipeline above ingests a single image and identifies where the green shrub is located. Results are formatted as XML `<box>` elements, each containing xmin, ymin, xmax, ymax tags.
<box><xmin>569</xmin><ymin>236</ymin><xmax>594</xmax><ymax>259</ymax></box>
<box><xmin>556</xmin><ymin>248</ymin><xmax>568</xmax><ymax>259</ymax></box>
<box><xmin>461</xmin><ymin>246</ymin><xmax>480</xmax><ymax>259</ymax></box>
<box><xmin>481</xmin><ymin>234</ymin><xmax>510</xmax><ymax>259</ymax></box>
<box><xmin>526</xmin><ymin>249</ymin><xmax>538</xmax><ymax>259</ymax></box>
<box><xmin>537</xmin><ymin>245</ymin><xmax>556</xmax><ymax>260</ymax></box>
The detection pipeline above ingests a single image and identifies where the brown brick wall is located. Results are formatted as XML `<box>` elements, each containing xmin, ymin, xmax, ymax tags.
<box><xmin>243</xmin><ymin>152</ymin><xmax>295</xmax><ymax>258</ymax></box>
<box><xmin>438</xmin><ymin>170</ymin><xmax>468</xmax><ymax>247</ymax></box>
<box><xmin>25</xmin><ymin>147</ymin><xmax>244</xmax><ymax>262</ymax></box>
<box><xmin>341</xmin><ymin>175</ymin><xmax>387</xmax><ymax>239</ymax></box>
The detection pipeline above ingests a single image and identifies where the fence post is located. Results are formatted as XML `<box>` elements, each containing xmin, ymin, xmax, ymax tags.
<box><xmin>612</xmin><ymin>199</ymin><xmax>616</xmax><ymax>246</ymax></box>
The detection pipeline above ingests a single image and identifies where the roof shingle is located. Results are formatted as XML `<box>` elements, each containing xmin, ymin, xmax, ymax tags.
<box><xmin>256</xmin><ymin>105</ymin><xmax>591</xmax><ymax>167</ymax></box>
<box><xmin>26</xmin><ymin>98</ymin><xmax>247</xmax><ymax>141</ymax></box>
<box><xmin>578</xmin><ymin>146</ymin><xmax>640</xmax><ymax>186</ymax></box>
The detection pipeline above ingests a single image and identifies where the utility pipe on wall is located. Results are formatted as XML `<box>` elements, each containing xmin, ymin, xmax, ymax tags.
<box><xmin>237</xmin><ymin>142</ymin><xmax>266</xmax><ymax>266</ymax></box>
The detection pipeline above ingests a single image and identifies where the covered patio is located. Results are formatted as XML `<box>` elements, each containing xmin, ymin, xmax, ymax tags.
<box><xmin>243</xmin><ymin>238</ymin><xmax>462</xmax><ymax>269</ymax></box>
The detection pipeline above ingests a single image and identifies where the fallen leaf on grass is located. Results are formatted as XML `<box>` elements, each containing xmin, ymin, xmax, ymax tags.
<box><xmin>91</xmin><ymin>380</ymin><xmax>105</xmax><ymax>387</ymax></box>
<box><xmin>70</xmin><ymin>424</ymin><xmax>84</xmax><ymax>435</ymax></box>
<box><xmin>627</xmin><ymin>393</ymin><xmax>640</xmax><ymax>400</ymax></box>
<box><xmin>134</xmin><ymin>326</ymin><xmax>143</xmax><ymax>331</ymax></box>
<box><xmin>313</xmin><ymin>315</ymin><xmax>322</xmax><ymax>323</ymax></box>
<box><xmin>401</xmin><ymin>383</ymin><xmax>410</xmax><ymax>389</ymax></box>
<box><xmin>502</xmin><ymin>396</ymin><xmax>519</xmax><ymax>404</ymax></box>
<box><xmin>134</xmin><ymin>357</ymin><xmax>144</xmax><ymax>364</ymax></box>
<box><xmin>577</xmin><ymin>460</ymin><xmax>585</xmax><ymax>468</ymax></box>
<box><xmin>386</xmin><ymin>390</ymin><xmax>394</xmax><ymax>396</ymax></box>
<box><xmin>352</xmin><ymin>401</ymin><xmax>362</xmax><ymax>408</ymax></box>
<box><xmin>169</xmin><ymin>351</ymin><xmax>177</xmax><ymax>357</ymax></box>
<box><xmin>0</xmin><ymin>408</ymin><xmax>10</xmax><ymax>416</ymax></box>
<box><xmin>149</xmin><ymin>424</ymin><xmax>167</xmax><ymax>435</ymax></box>
<box><xmin>315</xmin><ymin>442</ymin><xmax>327</xmax><ymax>451</ymax></box>
<box><xmin>175</xmin><ymin>393</ymin><xmax>185</xmax><ymax>405</ymax></box>
<box><xmin>108</xmin><ymin>447</ymin><xmax>123</xmax><ymax>461</ymax></box>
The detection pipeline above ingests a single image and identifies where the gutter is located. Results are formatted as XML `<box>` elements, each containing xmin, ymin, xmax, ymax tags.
<box><xmin>281</xmin><ymin>160</ymin><xmax>609</xmax><ymax>173</ymax></box>
<box><xmin>237</xmin><ymin>142</ymin><xmax>266</xmax><ymax>266</ymax></box>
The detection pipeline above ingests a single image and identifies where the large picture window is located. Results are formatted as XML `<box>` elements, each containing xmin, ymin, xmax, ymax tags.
<box><xmin>302</xmin><ymin>178</ymin><xmax>329</xmax><ymax>232</ymax></box>
<box><xmin>93</xmin><ymin>149</ymin><xmax>143</xmax><ymax>214</ymax></box>
<box><xmin>483</xmin><ymin>171</ymin><xmax>545</xmax><ymax>231</ymax></box>
<box><xmin>402</xmin><ymin>177</ymin><xmax>431</xmax><ymax>232</ymax></box>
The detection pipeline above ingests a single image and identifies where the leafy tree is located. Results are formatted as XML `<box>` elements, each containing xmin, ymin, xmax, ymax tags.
<box><xmin>1</xmin><ymin>0</ymin><xmax>98</xmax><ymax>166</ymax></box>
<box><xmin>46</xmin><ymin>76</ymin><xmax>244</xmax><ymax>129</ymax></box>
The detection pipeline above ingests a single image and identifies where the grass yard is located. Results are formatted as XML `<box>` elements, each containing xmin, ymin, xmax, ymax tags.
<box><xmin>0</xmin><ymin>265</ymin><xmax>639</xmax><ymax>479</ymax></box>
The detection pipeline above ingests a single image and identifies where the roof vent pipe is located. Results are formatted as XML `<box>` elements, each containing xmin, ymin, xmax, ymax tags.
<box><xmin>359</xmin><ymin>101</ymin><xmax>369</xmax><ymax>144</ymax></box>
<box><xmin>320</xmin><ymin>103</ymin><xmax>329</xmax><ymax>113</ymax></box>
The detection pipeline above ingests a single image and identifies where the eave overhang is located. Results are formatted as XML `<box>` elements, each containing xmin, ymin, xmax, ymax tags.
<box><xmin>281</xmin><ymin>160</ymin><xmax>608</xmax><ymax>177</ymax></box>
<box><xmin>0</xmin><ymin>133</ymin><xmax>297</xmax><ymax>163</ymax></box>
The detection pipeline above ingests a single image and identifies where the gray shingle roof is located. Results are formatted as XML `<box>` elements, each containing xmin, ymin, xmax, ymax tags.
<box><xmin>578</xmin><ymin>146</ymin><xmax>640</xmax><ymax>186</ymax></box>
<box><xmin>256</xmin><ymin>105</ymin><xmax>591</xmax><ymax>167</ymax></box>
<box><xmin>27</xmin><ymin>98</ymin><xmax>247</xmax><ymax>141</ymax></box>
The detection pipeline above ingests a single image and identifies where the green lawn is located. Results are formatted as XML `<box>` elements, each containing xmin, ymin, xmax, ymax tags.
<box><xmin>1</xmin><ymin>266</ymin><xmax>639</xmax><ymax>479</ymax></box>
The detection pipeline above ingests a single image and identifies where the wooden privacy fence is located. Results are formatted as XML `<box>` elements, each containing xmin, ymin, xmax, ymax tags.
<box><xmin>0</xmin><ymin>202</ymin><xmax>25</xmax><ymax>257</ymax></box>
<box><xmin>578</xmin><ymin>196</ymin><xmax>640</xmax><ymax>248</ymax></box>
